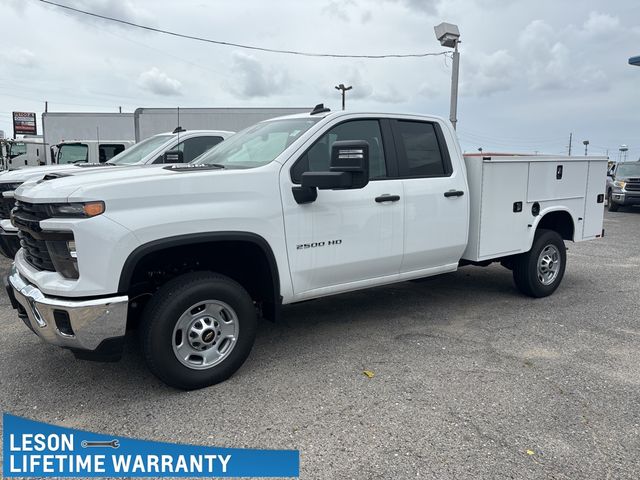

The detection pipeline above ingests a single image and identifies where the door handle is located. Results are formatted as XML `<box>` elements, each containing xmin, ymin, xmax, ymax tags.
<box><xmin>444</xmin><ymin>190</ymin><xmax>464</xmax><ymax>198</ymax></box>
<box><xmin>375</xmin><ymin>194</ymin><xmax>400</xmax><ymax>203</ymax></box>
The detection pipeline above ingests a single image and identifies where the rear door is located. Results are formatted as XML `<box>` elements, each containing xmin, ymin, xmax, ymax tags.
<box><xmin>281</xmin><ymin>118</ymin><xmax>404</xmax><ymax>297</ymax></box>
<box><xmin>390</xmin><ymin>119</ymin><xmax>468</xmax><ymax>274</ymax></box>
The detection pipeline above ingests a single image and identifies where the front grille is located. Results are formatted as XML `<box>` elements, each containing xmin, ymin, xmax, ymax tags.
<box><xmin>11</xmin><ymin>201</ymin><xmax>51</xmax><ymax>233</ymax></box>
<box><xmin>13</xmin><ymin>201</ymin><xmax>55</xmax><ymax>272</ymax></box>
<box><xmin>19</xmin><ymin>230</ymin><xmax>55</xmax><ymax>271</ymax></box>
<box><xmin>625</xmin><ymin>182</ymin><xmax>640</xmax><ymax>192</ymax></box>
<box><xmin>0</xmin><ymin>197</ymin><xmax>14</xmax><ymax>219</ymax></box>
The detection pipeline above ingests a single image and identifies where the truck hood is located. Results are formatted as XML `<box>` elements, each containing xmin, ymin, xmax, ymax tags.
<box><xmin>0</xmin><ymin>164</ymin><xmax>80</xmax><ymax>184</ymax></box>
<box><xmin>15</xmin><ymin>164</ymin><xmax>228</xmax><ymax>203</ymax></box>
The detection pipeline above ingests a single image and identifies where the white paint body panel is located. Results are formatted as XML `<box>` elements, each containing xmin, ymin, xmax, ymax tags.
<box><xmin>462</xmin><ymin>155</ymin><xmax>608</xmax><ymax>262</ymax></box>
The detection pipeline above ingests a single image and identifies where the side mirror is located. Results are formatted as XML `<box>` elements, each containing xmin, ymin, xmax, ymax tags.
<box><xmin>163</xmin><ymin>150</ymin><xmax>184</xmax><ymax>163</ymax></box>
<box><xmin>293</xmin><ymin>140</ymin><xmax>370</xmax><ymax>204</ymax></box>
<box><xmin>301</xmin><ymin>140</ymin><xmax>369</xmax><ymax>190</ymax></box>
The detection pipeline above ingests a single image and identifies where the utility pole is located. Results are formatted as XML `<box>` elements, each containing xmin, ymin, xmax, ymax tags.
<box><xmin>44</xmin><ymin>101</ymin><xmax>48</xmax><ymax>113</ymax></box>
<box><xmin>334</xmin><ymin>84</ymin><xmax>352</xmax><ymax>110</ymax></box>
<box><xmin>583</xmin><ymin>140</ymin><xmax>589</xmax><ymax>156</ymax></box>
<box><xmin>568</xmin><ymin>132</ymin><xmax>572</xmax><ymax>156</ymax></box>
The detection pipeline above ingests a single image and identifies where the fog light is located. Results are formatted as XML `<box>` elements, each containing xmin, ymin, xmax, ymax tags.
<box><xmin>67</xmin><ymin>240</ymin><xmax>77</xmax><ymax>258</ymax></box>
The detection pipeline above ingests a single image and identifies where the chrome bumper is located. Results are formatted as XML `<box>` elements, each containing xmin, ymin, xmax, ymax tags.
<box><xmin>8</xmin><ymin>268</ymin><xmax>128</xmax><ymax>351</ymax></box>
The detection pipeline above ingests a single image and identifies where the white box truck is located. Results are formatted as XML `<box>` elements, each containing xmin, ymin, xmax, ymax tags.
<box><xmin>42</xmin><ymin>112</ymin><xmax>135</xmax><ymax>163</ymax></box>
<box><xmin>133</xmin><ymin>107</ymin><xmax>309</xmax><ymax>141</ymax></box>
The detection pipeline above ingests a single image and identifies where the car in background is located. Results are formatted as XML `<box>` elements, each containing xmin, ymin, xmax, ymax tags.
<box><xmin>0</xmin><ymin>129</ymin><xmax>234</xmax><ymax>258</ymax></box>
<box><xmin>606</xmin><ymin>161</ymin><xmax>640</xmax><ymax>211</ymax></box>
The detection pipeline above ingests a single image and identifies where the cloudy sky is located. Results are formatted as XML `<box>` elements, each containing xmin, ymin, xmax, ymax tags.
<box><xmin>2</xmin><ymin>0</ymin><xmax>639</xmax><ymax>159</ymax></box>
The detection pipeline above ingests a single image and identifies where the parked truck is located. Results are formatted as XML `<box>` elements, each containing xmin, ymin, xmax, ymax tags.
<box><xmin>606</xmin><ymin>161</ymin><xmax>640</xmax><ymax>211</ymax></box>
<box><xmin>42</xmin><ymin>112</ymin><xmax>135</xmax><ymax>163</ymax></box>
<box><xmin>5</xmin><ymin>107</ymin><xmax>607</xmax><ymax>390</ymax></box>
<box><xmin>54</xmin><ymin>140</ymin><xmax>134</xmax><ymax>164</ymax></box>
<box><xmin>0</xmin><ymin>129</ymin><xmax>233</xmax><ymax>258</ymax></box>
<box><xmin>3</xmin><ymin>137</ymin><xmax>48</xmax><ymax>169</ymax></box>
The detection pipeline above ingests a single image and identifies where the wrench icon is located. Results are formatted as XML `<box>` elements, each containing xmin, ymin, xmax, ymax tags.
<box><xmin>81</xmin><ymin>439</ymin><xmax>120</xmax><ymax>449</ymax></box>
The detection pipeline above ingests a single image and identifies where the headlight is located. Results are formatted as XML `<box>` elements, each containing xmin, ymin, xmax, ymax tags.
<box><xmin>613</xmin><ymin>180</ymin><xmax>626</xmax><ymax>189</ymax></box>
<box><xmin>47</xmin><ymin>201</ymin><xmax>105</xmax><ymax>218</ymax></box>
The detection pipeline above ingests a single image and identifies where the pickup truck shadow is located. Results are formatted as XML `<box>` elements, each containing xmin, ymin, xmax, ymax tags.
<box><xmin>2</xmin><ymin>263</ymin><xmax>521</xmax><ymax>396</ymax></box>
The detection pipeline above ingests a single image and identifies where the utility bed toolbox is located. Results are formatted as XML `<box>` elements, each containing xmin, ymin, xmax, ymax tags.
<box><xmin>462</xmin><ymin>154</ymin><xmax>608</xmax><ymax>262</ymax></box>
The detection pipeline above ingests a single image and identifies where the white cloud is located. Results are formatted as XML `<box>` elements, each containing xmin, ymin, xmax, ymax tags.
<box><xmin>229</xmin><ymin>53</ymin><xmax>288</xmax><ymax>98</ymax></box>
<box><xmin>516</xmin><ymin>19</ymin><xmax>609</xmax><ymax>92</ymax></box>
<box><xmin>462</xmin><ymin>49</ymin><xmax>515</xmax><ymax>96</ymax></box>
<box><xmin>582</xmin><ymin>11</ymin><xmax>620</xmax><ymax>37</ymax></box>
<box><xmin>1</xmin><ymin>48</ymin><xmax>36</xmax><ymax>68</ymax></box>
<box><xmin>137</xmin><ymin>67</ymin><xmax>182</xmax><ymax>96</ymax></box>
<box><xmin>48</xmin><ymin>0</ymin><xmax>153</xmax><ymax>27</ymax></box>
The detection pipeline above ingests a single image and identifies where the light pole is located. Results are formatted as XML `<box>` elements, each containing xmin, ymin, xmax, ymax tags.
<box><xmin>434</xmin><ymin>22</ymin><xmax>461</xmax><ymax>130</ymax></box>
<box><xmin>583</xmin><ymin>140</ymin><xmax>589</xmax><ymax>156</ymax></box>
<box><xmin>335</xmin><ymin>84</ymin><xmax>352</xmax><ymax>110</ymax></box>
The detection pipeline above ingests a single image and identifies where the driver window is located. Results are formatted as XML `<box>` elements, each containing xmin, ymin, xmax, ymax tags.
<box><xmin>291</xmin><ymin>120</ymin><xmax>387</xmax><ymax>184</ymax></box>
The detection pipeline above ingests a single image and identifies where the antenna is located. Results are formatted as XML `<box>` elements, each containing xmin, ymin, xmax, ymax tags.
<box><xmin>177</xmin><ymin>106</ymin><xmax>181</xmax><ymax>143</ymax></box>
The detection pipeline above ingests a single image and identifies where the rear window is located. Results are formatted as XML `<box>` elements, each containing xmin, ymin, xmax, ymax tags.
<box><xmin>99</xmin><ymin>144</ymin><xmax>126</xmax><ymax>163</ymax></box>
<box><xmin>395</xmin><ymin>121</ymin><xmax>448</xmax><ymax>177</ymax></box>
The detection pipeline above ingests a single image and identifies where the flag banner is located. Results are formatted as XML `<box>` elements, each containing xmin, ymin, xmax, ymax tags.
<box><xmin>3</xmin><ymin>413</ymin><xmax>299</xmax><ymax>477</ymax></box>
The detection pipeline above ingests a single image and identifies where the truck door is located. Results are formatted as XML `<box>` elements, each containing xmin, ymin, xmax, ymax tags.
<box><xmin>390</xmin><ymin>119</ymin><xmax>468</xmax><ymax>274</ymax></box>
<box><xmin>281</xmin><ymin>119</ymin><xmax>404</xmax><ymax>297</ymax></box>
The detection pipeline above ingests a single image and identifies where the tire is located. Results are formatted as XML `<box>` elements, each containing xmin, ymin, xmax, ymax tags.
<box><xmin>140</xmin><ymin>272</ymin><xmax>257</xmax><ymax>390</ymax></box>
<box><xmin>608</xmin><ymin>190</ymin><xmax>619</xmax><ymax>212</ymax></box>
<box><xmin>513</xmin><ymin>229</ymin><xmax>566</xmax><ymax>298</ymax></box>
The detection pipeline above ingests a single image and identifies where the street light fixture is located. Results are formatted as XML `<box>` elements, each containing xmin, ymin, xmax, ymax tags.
<box><xmin>583</xmin><ymin>140</ymin><xmax>589</xmax><ymax>156</ymax></box>
<box><xmin>629</xmin><ymin>56</ymin><xmax>640</xmax><ymax>66</ymax></box>
<box><xmin>434</xmin><ymin>22</ymin><xmax>461</xmax><ymax>130</ymax></box>
<box><xmin>335</xmin><ymin>84</ymin><xmax>352</xmax><ymax>110</ymax></box>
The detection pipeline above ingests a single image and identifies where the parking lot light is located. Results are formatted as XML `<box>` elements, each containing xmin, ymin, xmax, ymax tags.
<box><xmin>434</xmin><ymin>22</ymin><xmax>461</xmax><ymax>130</ymax></box>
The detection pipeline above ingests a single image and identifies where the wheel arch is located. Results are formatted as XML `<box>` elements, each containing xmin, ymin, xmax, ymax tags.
<box><xmin>529</xmin><ymin>208</ymin><xmax>575</xmax><ymax>248</ymax></box>
<box><xmin>119</xmin><ymin>232</ymin><xmax>281</xmax><ymax>321</ymax></box>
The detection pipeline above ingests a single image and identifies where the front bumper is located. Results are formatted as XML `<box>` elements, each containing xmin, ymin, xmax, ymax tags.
<box><xmin>0</xmin><ymin>220</ymin><xmax>20</xmax><ymax>258</ymax></box>
<box><xmin>7</xmin><ymin>267</ymin><xmax>129</xmax><ymax>356</ymax></box>
<box><xmin>611</xmin><ymin>191</ymin><xmax>640</xmax><ymax>206</ymax></box>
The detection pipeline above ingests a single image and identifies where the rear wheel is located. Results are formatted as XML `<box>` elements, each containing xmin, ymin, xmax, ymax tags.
<box><xmin>607</xmin><ymin>190</ymin><xmax>619</xmax><ymax>212</ymax></box>
<box><xmin>140</xmin><ymin>272</ymin><xmax>257</xmax><ymax>390</ymax></box>
<box><xmin>513</xmin><ymin>229</ymin><xmax>566</xmax><ymax>298</ymax></box>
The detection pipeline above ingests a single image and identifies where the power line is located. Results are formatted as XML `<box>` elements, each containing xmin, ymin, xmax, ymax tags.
<box><xmin>38</xmin><ymin>0</ymin><xmax>449</xmax><ymax>60</ymax></box>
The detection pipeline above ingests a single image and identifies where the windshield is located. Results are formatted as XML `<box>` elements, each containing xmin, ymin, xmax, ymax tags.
<box><xmin>8</xmin><ymin>142</ymin><xmax>27</xmax><ymax>158</ymax></box>
<box><xmin>616</xmin><ymin>163</ymin><xmax>640</xmax><ymax>177</ymax></box>
<box><xmin>193</xmin><ymin>118</ymin><xmax>319</xmax><ymax>168</ymax></box>
<box><xmin>109</xmin><ymin>134</ymin><xmax>172</xmax><ymax>165</ymax></box>
<box><xmin>58</xmin><ymin>144</ymin><xmax>88</xmax><ymax>164</ymax></box>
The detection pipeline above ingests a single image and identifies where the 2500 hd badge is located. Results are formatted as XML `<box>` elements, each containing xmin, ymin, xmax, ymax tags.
<box><xmin>296</xmin><ymin>239</ymin><xmax>342</xmax><ymax>250</ymax></box>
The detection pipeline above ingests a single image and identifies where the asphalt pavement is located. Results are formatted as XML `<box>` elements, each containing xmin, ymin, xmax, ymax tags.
<box><xmin>1</xmin><ymin>208</ymin><xmax>639</xmax><ymax>479</ymax></box>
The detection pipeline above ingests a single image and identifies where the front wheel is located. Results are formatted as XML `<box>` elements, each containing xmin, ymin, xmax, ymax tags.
<box><xmin>140</xmin><ymin>272</ymin><xmax>257</xmax><ymax>390</ymax></box>
<box><xmin>512</xmin><ymin>229</ymin><xmax>566</xmax><ymax>298</ymax></box>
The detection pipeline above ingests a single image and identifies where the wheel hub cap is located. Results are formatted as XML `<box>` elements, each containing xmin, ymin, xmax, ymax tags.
<box><xmin>537</xmin><ymin>245</ymin><xmax>561</xmax><ymax>286</ymax></box>
<box><xmin>172</xmin><ymin>300</ymin><xmax>239</xmax><ymax>370</ymax></box>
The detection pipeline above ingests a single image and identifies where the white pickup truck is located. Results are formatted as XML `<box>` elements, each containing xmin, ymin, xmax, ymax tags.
<box><xmin>0</xmin><ymin>129</ymin><xmax>233</xmax><ymax>258</ymax></box>
<box><xmin>6</xmin><ymin>107</ymin><xmax>607</xmax><ymax>389</ymax></box>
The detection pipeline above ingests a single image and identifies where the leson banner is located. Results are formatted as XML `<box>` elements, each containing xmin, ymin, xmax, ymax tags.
<box><xmin>12</xmin><ymin>111</ymin><xmax>37</xmax><ymax>136</ymax></box>
<box><xmin>2</xmin><ymin>413</ymin><xmax>299</xmax><ymax>477</ymax></box>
